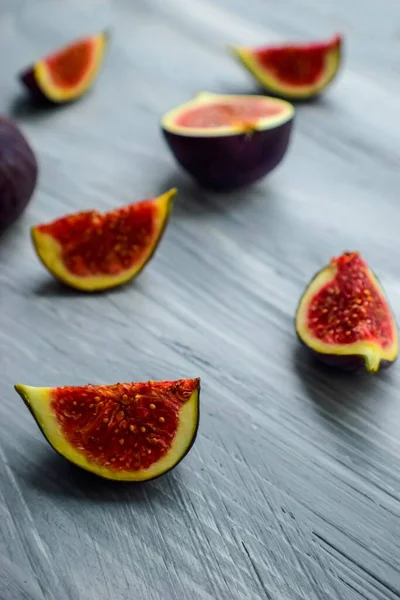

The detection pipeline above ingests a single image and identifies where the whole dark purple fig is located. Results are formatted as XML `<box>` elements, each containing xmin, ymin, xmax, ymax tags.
<box><xmin>0</xmin><ymin>117</ymin><xmax>38</xmax><ymax>230</ymax></box>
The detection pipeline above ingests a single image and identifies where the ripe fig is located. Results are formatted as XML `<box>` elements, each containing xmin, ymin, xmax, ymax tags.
<box><xmin>0</xmin><ymin>117</ymin><xmax>38</xmax><ymax>230</ymax></box>
<box><xmin>161</xmin><ymin>92</ymin><xmax>294</xmax><ymax>191</ymax></box>
<box><xmin>15</xmin><ymin>378</ymin><xmax>200</xmax><ymax>482</ymax></box>
<box><xmin>31</xmin><ymin>189</ymin><xmax>176</xmax><ymax>292</ymax></box>
<box><xmin>20</xmin><ymin>32</ymin><xmax>108</xmax><ymax>104</ymax></box>
<box><xmin>231</xmin><ymin>34</ymin><xmax>342</xmax><ymax>100</ymax></box>
<box><xmin>296</xmin><ymin>252</ymin><xmax>398</xmax><ymax>373</ymax></box>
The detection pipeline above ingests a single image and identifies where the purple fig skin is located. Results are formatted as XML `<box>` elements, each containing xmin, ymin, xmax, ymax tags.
<box><xmin>0</xmin><ymin>117</ymin><xmax>38</xmax><ymax>230</ymax></box>
<box><xmin>20</xmin><ymin>69</ymin><xmax>50</xmax><ymax>103</ymax></box>
<box><xmin>162</xmin><ymin>118</ymin><xmax>293</xmax><ymax>192</ymax></box>
<box><xmin>297</xmin><ymin>335</ymin><xmax>396</xmax><ymax>373</ymax></box>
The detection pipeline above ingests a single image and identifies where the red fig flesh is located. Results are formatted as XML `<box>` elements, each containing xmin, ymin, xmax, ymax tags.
<box><xmin>20</xmin><ymin>32</ymin><xmax>108</xmax><ymax>104</ymax></box>
<box><xmin>232</xmin><ymin>35</ymin><xmax>342</xmax><ymax>100</ymax></box>
<box><xmin>31</xmin><ymin>189</ymin><xmax>176</xmax><ymax>291</ymax></box>
<box><xmin>296</xmin><ymin>252</ymin><xmax>398</xmax><ymax>372</ymax></box>
<box><xmin>15</xmin><ymin>378</ymin><xmax>200</xmax><ymax>482</ymax></box>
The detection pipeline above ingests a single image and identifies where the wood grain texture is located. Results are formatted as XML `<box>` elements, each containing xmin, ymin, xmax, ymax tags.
<box><xmin>1</xmin><ymin>0</ymin><xmax>400</xmax><ymax>599</ymax></box>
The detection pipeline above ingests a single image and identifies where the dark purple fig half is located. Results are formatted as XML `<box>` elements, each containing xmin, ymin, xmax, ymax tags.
<box><xmin>0</xmin><ymin>117</ymin><xmax>38</xmax><ymax>230</ymax></box>
<box><xmin>296</xmin><ymin>252</ymin><xmax>398</xmax><ymax>373</ymax></box>
<box><xmin>161</xmin><ymin>92</ymin><xmax>294</xmax><ymax>192</ymax></box>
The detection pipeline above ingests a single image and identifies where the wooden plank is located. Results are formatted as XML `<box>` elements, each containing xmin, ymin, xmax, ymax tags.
<box><xmin>1</xmin><ymin>0</ymin><xmax>400</xmax><ymax>598</ymax></box>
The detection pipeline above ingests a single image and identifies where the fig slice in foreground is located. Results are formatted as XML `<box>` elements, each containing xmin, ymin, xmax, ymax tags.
<box><xmin>15</xmin><ymin>378</ymin><xmax>200</xmax><ymax>482</ymax></box>
<box><xmin>161</xmin><ymin>92</ymin><xmax>294</xmax><ymax>191</ymax></box>
<box><xmin>20</xmin><ymin>31</ymin><xmax>109</xmax><ymax>104</ymax></box>
<box><xmin>296</xmin><ymin>252</ymin><xmax>398</xmax><ymax>373</ymax></box>
<box><xmin>31</xmin><ymin>188</ymin><xmax>176</xmax><ymax>292</ymax></box>
<box><xmin>231</xmin><ymin>34</ymin><xmax>342</xmax><ymax>100</ymax></box>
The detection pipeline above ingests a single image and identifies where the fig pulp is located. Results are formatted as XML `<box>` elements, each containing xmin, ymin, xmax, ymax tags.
<box><xmin>0</xmin><ymin>117</ymin><xmax>38</xmax><ymax>230</ymax></box>
<box><xmin>20</xmin><ymin>32</ymin><xmax>108</xmax><ymax>103</ymax></box>
<box><xmin>31</xmin><ymin>188</ymin><xmax>176</xmax><ymax>291</ymax></box>
<box><xmin>15</xmin><ymin>379</ymin><xmax>200</xmax><ymax>481</ymax></box>
<box><xmin>296</xmin><ymin>252</ymin><xmax>398</xmax><ymax>372</ymax></box>
<box><xmin>231</xmin><ymin>35</ymin><xmax>342</xmax><ymax>100</ymax></box>
<box><xmin>162</xmin><ymin>92</ymin><xmax>294</xmax><ymax>191</ymax></box>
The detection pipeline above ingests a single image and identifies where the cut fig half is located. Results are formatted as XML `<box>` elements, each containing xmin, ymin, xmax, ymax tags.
<box><xmin>162</xmin><ymin>91</ymin><xmax>294</xmax><ymax>137</ymax></box>
<box><xmin>296</xmin><ymin>252</ymin><xmax>398</xmax><ymax>373</ymax></box>
<box><xmin>31</xmin><ymin>188</ymin><xmax>176</xmax><ymax>292</ymax></box>
<box><xmin>20</xmin><ymin>31</ymin><xmax>109</xmax><ymax>103</ymax></box>
<box><xmin>162</xmin><ymin>92</ymin><xmax>294</xmax><ymax>191</ymax></box>
<box><xmin>231</xmin><ymin>34</ymin><xmax>342</xmax><ymax>100</ymax></box>
<box><xmin>15</xmin><ymin>378</ymin><xmax>200</xmax><ymax>482</ymax></box>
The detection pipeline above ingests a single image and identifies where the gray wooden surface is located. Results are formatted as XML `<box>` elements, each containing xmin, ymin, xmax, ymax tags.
<box><xmin>1</xmin><ymin>0</ymin><xmax>400</xmax><ymax>599</ymax></box>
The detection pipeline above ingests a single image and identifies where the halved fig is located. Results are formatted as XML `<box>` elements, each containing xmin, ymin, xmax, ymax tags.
<box><xmin>161</xmin><ymin>92</ymin><xmax>294</xmax><ymax>191</ymax></box>
<box><xmin>31</xmin><ymin>189</ymin><xmax>176</xmax><ymax>292</ymax></box>
<box><xmin>15</xmin><ymin>378</ymin><xmax>200</xmax><ymax>482</ymax></box>
<box><xmin>296</xmin><ymin>252</ymin><xmax>398</xmax><ymax>373</ymax></box>
<box><xmin>231</xmin><ymin>34</ymin><xmax>342</xmax><ymax>100</ymax></box>
<box><xmin>20</xmin><ymin>32</ymin><xmax>108</xmax><ymax>104</ymax></box>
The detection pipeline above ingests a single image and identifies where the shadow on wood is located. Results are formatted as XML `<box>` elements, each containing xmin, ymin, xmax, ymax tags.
<box><xmin>8</xmin><ymin>93</ymin><xmax>65</xmax><ymax>122</ymax></box>
<box><xmin>22</xmin><ymin>448</ymin><xmax>185</xmax><ymax>505</ymax></box>
<box><xmin>291</xmin><ymin>344</ymin><xmax>390</xmax><ymax>420</ymax></box>
<box><xmin>0</xmin><ymin>223</ymin><xmax>20</xmax><ymax>246</ymax></box>
<box><xmin>156</xmin><ymin>171</ymin><xmax>271</xmax><ymax>218</ymax></box>
<box><xmin>31</xmin><ymin>277</ymin><xmax>140</xmax><ymax>298</ymax></box>
<box><xmin>8</xmin><ymin>87</ymin><xmax>97</xmax><ymax>122</ymax></box>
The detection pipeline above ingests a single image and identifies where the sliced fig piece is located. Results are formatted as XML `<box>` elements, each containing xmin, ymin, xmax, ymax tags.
<box><xmin>0</xmin><ymin>117</ymin><xmax>38</xmax><ymax>230</ymax></box>
<box><xmin>161</xmin><ymin>92</ymin><xmax>294</xmax><ymax>191</ymax></box>
<box><xmin>31</xmin><ymin>189</ymin><xmax>176</xmax><ymax>292</ymax></box>
<box><xmin>15</xmin><ymin>378</ymin><xmax>200</xmax><ymax>482</ymax></box>
<box><xmin>296</xmin><ymin>252</ymin><xmax>398</xmax><ymax>373</ymax></box>
<box><xmin>20</xmin><ymin>32</ymin><xmax>108</xmax><ymax>104</ymax></box>
<box><xmin>231</xmin><ymin>34</ymin><xmax>342</xmax><ymax>100</ymax></box>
